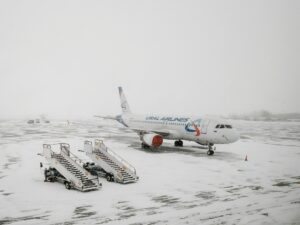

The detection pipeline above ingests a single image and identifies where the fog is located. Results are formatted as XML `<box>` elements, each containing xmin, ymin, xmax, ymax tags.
<box><xmin>0</xmin><ymin>0</ymin><xmax>299</xmax><ymax>119</ymax></box>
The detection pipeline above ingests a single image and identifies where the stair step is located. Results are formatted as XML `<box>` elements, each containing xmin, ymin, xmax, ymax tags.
<box><xmin>92</xmin><ymin>149</ymin><xmax>138</xmax><ymax>183</ymax></box>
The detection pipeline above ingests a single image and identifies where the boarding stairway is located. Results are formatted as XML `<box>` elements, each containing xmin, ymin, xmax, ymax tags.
<box><xmin>85</xmin><ymin>140</ymin><xmax>139</xmax><ymax>184</ymax></box>
<box><xmin>43</xmin><ymin>143</ymin><xmax>100</xmax><ymax>191</ymax></box>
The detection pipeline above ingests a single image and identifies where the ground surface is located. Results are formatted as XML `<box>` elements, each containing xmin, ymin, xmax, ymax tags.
<box><xmin>0</xmin><ymin>119</ymin><xmax>299</xmax><ymax>225</ymax></box>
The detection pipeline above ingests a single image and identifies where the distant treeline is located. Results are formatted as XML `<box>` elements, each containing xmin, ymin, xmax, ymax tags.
<box><xmin>226</xmin><ymin>110</ymin><xmax>300</xmax><ymax>122</ymax></box>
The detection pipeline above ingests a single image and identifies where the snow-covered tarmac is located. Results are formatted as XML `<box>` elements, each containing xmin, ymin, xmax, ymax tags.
<box><xmin>0</xmin><ymin>119</ymin><xmax>299</xmax><ymax>225</ymax></box>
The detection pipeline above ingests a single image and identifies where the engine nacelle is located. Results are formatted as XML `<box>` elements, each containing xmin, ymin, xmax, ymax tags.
<box><xmin>142</xmin><ymin>133</ymin><xmax>163</xmax><ymax>148</ymax></box>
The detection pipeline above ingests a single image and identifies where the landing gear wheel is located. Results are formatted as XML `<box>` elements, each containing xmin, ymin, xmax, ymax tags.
<box><xmin>174</xmin><ymin>140</ymin><xmax>183</xmax><ymax>147</ymax></box>
<box><xmin>65</xmin><ymin>182</ymin><xmax>71</xmax><ymax>190</ymax></box>
<box><xmin>106</xmin><ymin>174</ymin><xmax>114</xmax><ymax>182</ymax></box>
<box><xmin>207</xmin><ymin>150</ymin><xmax>214</xmax><ymax>156</ymax></box>
<box><xmin>44</xmin><ymin>169</ymin><xmax>49</xmax><ymax>182</ymax></box>
<box><xmin>141</xmin><ymin>143</ymin><xmax>150</xmax><ymax>149</ymax></box>
<box><xmin>207</xmin><ymin>143</ymin><xmax>215</xmax><ymax>156</ymax></box>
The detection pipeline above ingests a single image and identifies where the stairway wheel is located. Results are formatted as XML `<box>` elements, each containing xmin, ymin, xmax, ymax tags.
<box><xmin>106</xmin><ymin>174</ymin><xmax>114</xmax><ymax>182</ymax></box>
<box><xmin>65</xmin><ymin>181</ymin><xmax>71</xmax><ymax>190</ymax></box>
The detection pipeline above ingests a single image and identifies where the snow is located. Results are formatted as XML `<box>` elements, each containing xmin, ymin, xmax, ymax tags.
<box><xmin>0</xmin><ymin>119</ymin><xmax>300</xmax><ymax>224</ymax></box>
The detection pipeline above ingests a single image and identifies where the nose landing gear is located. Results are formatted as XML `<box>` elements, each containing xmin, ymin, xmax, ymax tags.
<box><xmin>207</xmin><ymin>144</ymin><xmax>215</xmax><ymax>156</ymax></box>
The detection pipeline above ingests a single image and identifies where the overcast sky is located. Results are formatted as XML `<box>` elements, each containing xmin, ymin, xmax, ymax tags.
<box><xmin>0</xmin><ymin>0</ymin><xmax>299</xmax><ymax>119</ymax></box>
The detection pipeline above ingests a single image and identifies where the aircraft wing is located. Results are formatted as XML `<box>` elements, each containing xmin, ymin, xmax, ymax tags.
<box><xmin>94</xmin><ymin>115</ymin><xmax>117</xmax><ymax>120</ymax></box>
<box><xmin>131</xmin><ymin>128</ymin><xmax>171</xmax><ymax>137</ymax></box>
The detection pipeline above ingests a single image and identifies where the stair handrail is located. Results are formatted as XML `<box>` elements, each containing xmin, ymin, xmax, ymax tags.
<box><xmin>68</xmin><ymin>150</ymin><xmax>85</xmax><ymax>165</ymax></box>
<box><xmin>60</xmin><ymin>144</ymin><xmax>84</xmax><ymax>164</ymax></box>
<box><xmin>94</xmin><ymin>140</ymin><xmax>136</xmax><ymax>175</ymax></box>
<box><xmin>44</xmin><ymin>143</ymin><xmax>70</xmax><ymax>158</ymax></box>
<box><xmin>43</xmin><ymin>144</ymin><xmax>55</xmax><ymax>158</ymax></box>
<box><xmin>106</xmin><ymin>147</ymin><xmax>136</xmax><ymax>175</ymax></box>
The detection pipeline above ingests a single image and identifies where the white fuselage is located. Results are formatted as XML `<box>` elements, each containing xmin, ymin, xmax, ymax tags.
<box><xmin>120</xmin><ymin>113</ymin><xmax>239</xmax><ymax>145</ymax></box>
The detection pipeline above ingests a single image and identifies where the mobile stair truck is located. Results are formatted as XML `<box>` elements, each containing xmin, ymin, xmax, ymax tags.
<box><xmin>84</xmin><ymin>139</ymin><xmax>139</xmax><ymax>184</ymax></box>
<box><xmin>43</xmin><ymin>143</ymin><xmax>101</xmax><ymax>191</ymax></box>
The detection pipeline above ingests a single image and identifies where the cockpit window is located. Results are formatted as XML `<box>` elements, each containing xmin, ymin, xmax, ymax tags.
<box><xmin>216</xmin><ymin>124</ymin><xmax>233</xmax><ymax>129</ymax></box>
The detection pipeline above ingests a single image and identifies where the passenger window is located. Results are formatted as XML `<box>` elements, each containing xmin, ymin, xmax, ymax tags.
<box><xmin>220</xmin><ymin>125</ymin><xmax>225</xmax><ymax>128</ymax></box>
<box><xmin>215</xmin><ymin>125</ymin><xmax>220</xmax><ymax>128</ymax></box>
<box><xmin>225</xmin><ymin>125</ymin><xmax>232</xmax><ymax>129</ymax></box>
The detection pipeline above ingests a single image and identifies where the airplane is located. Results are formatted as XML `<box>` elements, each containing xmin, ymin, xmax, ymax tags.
<box><xmin>95</xmin><ymin>87</ymin><xmax>239</xmax><ymax>155</ymax></box>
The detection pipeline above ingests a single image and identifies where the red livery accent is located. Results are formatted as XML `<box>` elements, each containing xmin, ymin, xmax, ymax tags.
<box><xmin>152</xmin><ymin>135</ymin><xmax>163</xmax><ymax>147</ymax></box>
<box><xmin>192</xmin><ymin>124</ymin><xmax>201</xmax><ymax>136</ymax></box>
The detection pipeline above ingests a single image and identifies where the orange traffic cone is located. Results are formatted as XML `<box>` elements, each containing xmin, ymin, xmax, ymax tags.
<box><xmin>245</xmin><ymin>155</ymin><xmax>248</xmax><ymax>161</ymax></box>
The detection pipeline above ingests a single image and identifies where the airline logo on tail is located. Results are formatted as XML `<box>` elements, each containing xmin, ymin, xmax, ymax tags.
<box><xmin>185</xmin><ymin>119</ymin><xmax>201</xmax><ymax>136</ymax></box>
<box><xmin>121</xmin><ymin>102</ymin><xmax>127</xmax><ymax>111</ymax></box>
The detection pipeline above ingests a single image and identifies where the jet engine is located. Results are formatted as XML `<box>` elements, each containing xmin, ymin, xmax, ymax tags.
<box><xmin>141</xmin><ymin>133</ymin><xmax>163</xmax><ymax>148</ymax></box>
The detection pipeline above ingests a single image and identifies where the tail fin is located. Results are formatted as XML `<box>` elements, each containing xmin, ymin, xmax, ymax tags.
<box><xmin>118</xmin><ymin>87</ymin><xmax>131</xmax><ymax>114</ymax></box>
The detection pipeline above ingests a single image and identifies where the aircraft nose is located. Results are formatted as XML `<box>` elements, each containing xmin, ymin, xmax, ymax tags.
<box><xmin>224</xmin><ymin>129</ymin><xmax>239</xmax><ymax>143</ymax></box>
<box><xmin>231</xmin><ymin>130</ymin><xmax>240</xmax><ymax>143</ymax></box>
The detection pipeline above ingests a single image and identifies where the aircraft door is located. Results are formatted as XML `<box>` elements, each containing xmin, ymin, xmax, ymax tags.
<box><xmin>201</xmin><ymin>120</ymin><xmax>210</xmax><ymax>134</ymax></box>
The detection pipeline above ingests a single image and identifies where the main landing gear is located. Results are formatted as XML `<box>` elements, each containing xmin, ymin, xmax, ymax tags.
<box><xmin>174</xmin><ymin>140</ymin><xmax>183</xmax><ymax>147</ymax></box>
<box><xmin>141</xmin><ymin>143</ymin><xmax>150</xmax><ymax>149</ymax></box>
<box><xmin>207</xmin><ymin>143</ymin><xmax>215</xmax><ymax>156</ymax></box>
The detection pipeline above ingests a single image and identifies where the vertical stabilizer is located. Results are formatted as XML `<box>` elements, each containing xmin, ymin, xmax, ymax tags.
<box><xmin>118</xmin><ymin>87</ymin><xmax>131</xmax><ymax>114</ymax></box>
